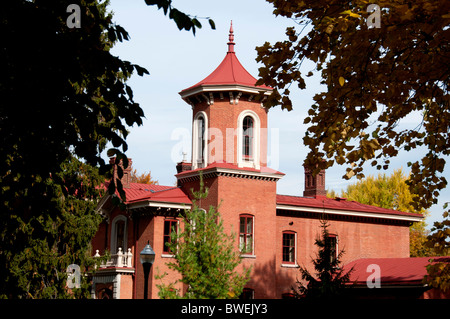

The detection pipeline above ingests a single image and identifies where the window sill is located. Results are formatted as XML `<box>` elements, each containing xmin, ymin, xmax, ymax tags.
<box><xmin>237</xmin><ymin>161</ymin><xmax>259</xmax><ymax>170</ymax></box>
<box><xmin>161</xmin><ymin>254</ymin><xmax>175</xmax><ymax>258</ymax></box>
<box><xmin>240</xmin><ymin>254</ymin><xmax>256</xmax><ymax>259</ymax></box>
<box><xmin>281</xmin><ymin>263</ymin><xmax>299</xmax><ymax>268</ymax></box>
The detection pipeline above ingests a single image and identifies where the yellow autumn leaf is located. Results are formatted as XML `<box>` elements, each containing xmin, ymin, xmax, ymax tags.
<box><xmin>325</xmin><ymin>24</ymin><xmax>334</xmax><ymax>34</ymax></box>
<box><xmin>339</xmin><ymin>77</ymin><xmax>345</xmax><ymax>86</ymax></box>
<box><xmin>345</xmin><ymin>169</ymin><xmax>355</xmax><ymax>179</ymax></box>
<box><xmin>341</xmin><ymin>10</ymin><xmax>360</xmax><ymax>18</ymax></box>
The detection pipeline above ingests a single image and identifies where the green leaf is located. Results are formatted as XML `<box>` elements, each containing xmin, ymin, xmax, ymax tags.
<box><xmin>133</xmin><ymin>64</ymin><xmax>149</xmax><ymax>76</ymax></box>
<box><xmin>208</xmin><ymin>19</ymin><xmax>216</xmax><ymax>30</ymax></box>
<box><xmin>107</xmin><ymin>148</ymin><xmax>119</xmax><ymax>158</ymax></box>
<box><xmin>107</xmin><ymin>178</ymin><xmax>116</xmax><ymax>195</ymax></box>
<box><xmin>114</xmin><ymin>25</ymin><xmax>130</xmax><ymax>42</ymax></box>
<box><xmin>192</xmin><ymin>18</ymin><xmax>202</xmax><ymax>29</ymax></box>
<box><xmin>125</xmin><ymin>85</ymin><xmax>134</xmax><ymax>99</ymax></box>
<box><xmin>107</xmin><ymin>28</ymin><xmax>116</xmax><ymax>42</ymax></box>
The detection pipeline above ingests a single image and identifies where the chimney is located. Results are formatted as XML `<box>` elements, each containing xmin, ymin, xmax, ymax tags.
<box><xmin>110</xmin><ymin>157</ymin><xmax>132</xmax><ymax>189</ymax></box>
<box><xmin>176</xmin><ymin>152</ymin><xmax>192</xmax><ymax>174</ymax></box>
<box><xmin>303</xmin><ymin>164</ymin><xmax>326</xmax><ymax>198</ymax></box>
<box><xmin>176</xmin><ymin>161</ymin><xmax>192</xmax><ymax>174</ymax></box>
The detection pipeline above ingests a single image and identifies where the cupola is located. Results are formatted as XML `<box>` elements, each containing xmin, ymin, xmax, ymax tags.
<box><xmin>178</xmin><ymin>22</ymin><xmax>273</xmax><ymax>171</ymax></box>
<box><xmin>179</xmin><ymin>21</ymin><xmax>272</xmax><ymax>101</ymax></box>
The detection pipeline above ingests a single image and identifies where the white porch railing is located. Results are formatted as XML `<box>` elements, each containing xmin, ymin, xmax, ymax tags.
<box><xmin>94</xmin><ymin>248</ymin><xmax>133</xmax><ymax>268</ymax></box>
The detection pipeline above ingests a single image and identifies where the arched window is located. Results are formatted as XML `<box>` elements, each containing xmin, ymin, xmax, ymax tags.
<box><xmin>242</xmin><ymin>116</ymin><xmax>254</xmax><ymax>160</ymax></box>
<box><xmin>115</xmin><ymin>220</ymin><xmax>125</xmax><ymax>252</ymax></box>
<box><xmin>237</xmin><ymin>110</ymin><xmax>260</xmax><ymax>169</ymax></box>
<box><xmin>110</xmin><ymin>215</ymin><xmax>127</xmax><ymax>254</ymax></box>
<box><xmin>197</xmin><ymin>116</ymin><xmax>205</xmax><ymax>162</ymax></box>
<box><xmin>193</xmin><ymin>112</ymin><xmax>208</xmax><ymax>169</ymax></box>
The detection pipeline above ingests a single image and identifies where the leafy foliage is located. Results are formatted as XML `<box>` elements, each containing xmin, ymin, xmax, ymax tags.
<box><xmin>130</xmin><ymin>169</ymin><xmax>159</xmax><ymax>185</ymax></box>
<box><xmin>0</xmin><ymin>156</ymin><xmax>107</xmax><ymax>298</ymax></box>
<box><xmin>2</xmin><ymin>0</ymin><xmax>149</xmax><ymax>180</ymax></box>
<box><xmin>427</xmin><ymin>206</ymin><xmax>450</xmax><ymax>256</ymax></box>
<box><xmin>328</xmin><ymin>168</ymin><xmax>433</xmax><ymax>257</ymax></box>
<box><xmin>144</xmin><ymin>0</ymin><xmax>216</xmax><ymax>35</ymax></box>
<box><xmin>0</xmin><ymin>0</ymin><xmax>147</xmax><ymax>298</ymax></box>
<box><xmin>0</xmin><ymin>0</ymin><xmax>212</xmax><ymax>298</ymax></box>
<box><xmin>424</xmin><ymin>203</ymin><xmax>450</xmax><ymax>291</ymax></box>
<box><xmin>424</xmin><ymin>256</ymin><xmax>450</xmax><ymax>293</ymax></box>
<box><xmin>156</xmin><ymin>179</ymin><xmax>251</xmax><ymax>299</ymax></box>
<box><xmin>256</xmin><ymin>0</ymin><xmax>449</xmax><ymax>213</ymax></box>
<box><xmin>294</xmin><ymin>218</ymin><xmax>353</xmax><ymax>299</ymax></box>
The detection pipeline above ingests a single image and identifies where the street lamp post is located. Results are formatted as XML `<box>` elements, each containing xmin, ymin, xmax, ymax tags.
<box><xmin>140</xmin><ymin>241</ymin><xmax>155</xmax><ymax>299</ymax></box>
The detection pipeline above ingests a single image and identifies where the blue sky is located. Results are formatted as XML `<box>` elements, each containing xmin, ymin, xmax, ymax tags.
<box><xmin>107</xmin><ymin>0</ymin><xmax>449</xmax><ymax>228</ymax></box>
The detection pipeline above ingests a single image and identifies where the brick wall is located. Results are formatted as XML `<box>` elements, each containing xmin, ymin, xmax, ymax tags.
<box><xmin>192</xmin><ymin>95</ymin><xmax>268</xmax><ymax>167</ymax></box>
<box><xmin>119</xmin><ymin>274</ymin><xmax>134</xmax><ymax>299</ymax></box>
<box><xmin>180</xmin><ymin>173</ymin><xmax>279</xmax><ymax>298</ymax></box>
<box><xmin>275</xmin><ymin>213</ymin><xmax>411</xmax><ymax>296</ymax></box>
<box><xmin>133</xmin><ymin>214</ymin><xmax>183</xmax><ymax>299</ymax></box>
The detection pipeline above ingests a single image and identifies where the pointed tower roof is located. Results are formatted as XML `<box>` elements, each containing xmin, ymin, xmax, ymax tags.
<box><xmin>179</xmin><ymin>22</ymin><xmax>272</xmax><ymax>99</ymax></box>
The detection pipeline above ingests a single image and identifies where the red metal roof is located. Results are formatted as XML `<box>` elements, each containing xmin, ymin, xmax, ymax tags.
<box><xmin>180</xmin><ymin>23</ymin><xmax>271</xmax><ymax>94</ymax></box>
<box><xmin>124</xmin><ymin>183</ymin><xmax>192</xmax><ymax>205</ymax></box>
<box><xmin>343</xmin><ymin>257</ymin><xmax>450</xmax><ymax>286</ymax></box>
<box><xmin>181</xmin><ymin>51</ymin><xmax>271</xmax><ymax>92</ymax></box>
<box><xmin>276</xmin><ymin>194</ymin><xmax>423</xmax><ymax>219</ymax></box>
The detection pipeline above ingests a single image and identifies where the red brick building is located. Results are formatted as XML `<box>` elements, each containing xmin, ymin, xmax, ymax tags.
<box><xmin>91</xmin><ymin>24</ymin><xmax>425</xmax><ymax>299</ymax></box>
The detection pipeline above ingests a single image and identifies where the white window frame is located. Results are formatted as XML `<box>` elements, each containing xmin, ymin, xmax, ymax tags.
<box><xmin>237</xmin><ymin>110</ymin><xmax>260</xmax><ymax>169</ymax></box>
<box><xmin>192</xmin><ymin>111</ymin><xmax>208</xmax><ymax>169</ymax></box>
<box><xmin>162</xmin><ymin>218</ymin><xmax>180</xmax><ymax>258</ymax></box>
<box><xmin>239</xmin><ymin>214</ymin><xmax>256</xmax><ymax>258</ymax></box>
<box><xmin>326</xmin><ymin>234</ymin><xmax>339</xmax><ymax>264</ymax></box>
<box><xmin>281</xmin><ymin>231</ymin><xmax>299</xmax><ymax>268</ymax></box>
<box><xmin>110</xmin><ymin>215</ymin><xmax>127</xmax><ymax>254</ymax></box>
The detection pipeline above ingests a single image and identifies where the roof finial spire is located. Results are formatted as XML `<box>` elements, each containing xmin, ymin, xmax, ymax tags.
<box><xmin>227</xmin><ymin>20</ymin><xmax>235</xmax><ymax>53</ymax></box>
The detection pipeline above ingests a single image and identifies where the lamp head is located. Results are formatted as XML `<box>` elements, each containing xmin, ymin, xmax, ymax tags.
<box><xmin>139</xmin><ymin>241</ymin><xmax>155</xmax><ymax>265</ymax></box>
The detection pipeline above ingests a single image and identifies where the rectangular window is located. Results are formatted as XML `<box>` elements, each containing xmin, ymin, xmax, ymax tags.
<box><xmin>282</xmin><ymin>232</ymin><xmax>296</xmax><ymax>264</ymax></box>
<box><xmin>239</xmin><ymin>215</ymin><xmax>253</xmax><ymax>254</ymax></box>
<box><xmin>163</xmin><ymin>219</ymin><xmax>178</xmax><ymax>254</ymax></box>
<box><xmin>325</xmin><ymin>235</ymin><xmax>337</xmax><ymax>264</ymax></box>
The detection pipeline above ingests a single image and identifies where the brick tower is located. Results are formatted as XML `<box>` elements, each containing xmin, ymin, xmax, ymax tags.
<box><xmin>179</xmin><ymin>22</ymin><xmax>275</xmax><ymax>170</ymax></box>
<box><xmin>176</xmin><ymin>22</ymin><xmax>284</xmax><ymax>298</ymax></box>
